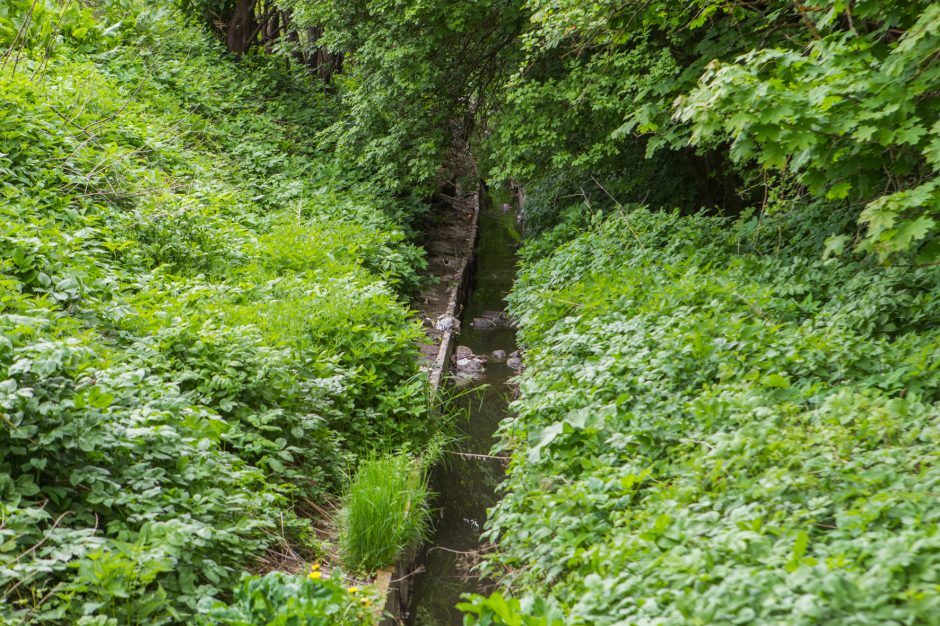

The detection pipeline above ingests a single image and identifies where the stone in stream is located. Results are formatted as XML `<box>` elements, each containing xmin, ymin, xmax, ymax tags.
<box><xmin>455</xmin><ymin>357</ymin><xmax>484</xmax><ymax>371</ymax></box>
<box><xmin>452</xmin><ymin>345</ymin><xmax>487</xmax><ymax>385</ymax></box>
<box><xmin>452</xmin><ymin>346</ymin><xmax>486</xmax><ymax>371</ymax></box>
<box><xmin>490</xmin><ymin>349</ymin><xmax>506</xmax><ymax>361</ymax></box>
<box><xmin>506</xmin><ymin>349</ymin><xmax>523</xmax><ymax>371</ymax></box>
<box><xmin>483</xmin><ymin>310</ymin><xmax>510</xmax><ymax>323</ymax></box>
<box><xmin>453</xmin><ymin>372</ymin><xmax>480</xmax><ymax>387</ymax></box>
<box><xmin>471</xmin><ymin>317</ymin><xmax>496</xmax><ymax>330</ymax></box>
<box><xmin>471</xmin><ymin>310</ymin><xmax>513</xmax><ymax>331</ymax></box>
<box><xmin>434</xmin><ymin>314</ymin><xmax>460</xmax><ymax>332</ymax></box>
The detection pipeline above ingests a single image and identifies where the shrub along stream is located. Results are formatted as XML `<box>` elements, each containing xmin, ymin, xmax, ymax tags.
<box><xmin>461</xmin><ymin>205</ymin><xmax>940</xmax><ymax>624</ymax></box>
<box><xmin>0</xmin><ymin>1</ymin><xmax>437</xmax><ymax>624</ymax></box>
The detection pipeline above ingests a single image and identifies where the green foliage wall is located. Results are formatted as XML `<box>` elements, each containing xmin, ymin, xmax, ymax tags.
<box><xmin>488</xmin><ymin>0</ymin><xmax>939</xmax><ymax>258</ymax></box>
<box><xmin>186</xmin><ymin>0</ymin><xmax>940</xmax><ymax>258</ymax></box>
<box><xmin>0</xmin><ymin>1</ymin><xmax>432</xmax><ymax>623</ymax></box>
<box><xmin>282</xmin><ymin>0</ymin><xmax>526</xmax><ymax>190</ymax></box>
<box><xmin>458</xmin><ymin>2</ymin><xmax>940</xmax><ymax>622</ymax></box>
<box><xmin>464</xmin><ymin>204</ymin><xmax>940</xmax><ymax>624</ymax></box>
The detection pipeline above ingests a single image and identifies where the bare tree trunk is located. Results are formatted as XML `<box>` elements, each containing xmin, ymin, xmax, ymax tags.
<box><xmin>219</xmin><ymin>2</ymin><xmax>343</xmax><ymax>80</ymax></box>
<box><xmin>263</xmin><ymin>7</ymin><xmax>279</xmax><ymax>53</ymax></box>
<box><xmin>304</xmin><ymin>26</ymin><xmax>343</xmax><ymax>84</ymax></box>
<box><xmin>226</xmin><ymin>0</ymin><xmax>258</xmax><ymax>57</ymax></box>
<box><xmin>303</xmin><ymin>26</ymin><xmax>320</xmax><ymax>68</ymax></box>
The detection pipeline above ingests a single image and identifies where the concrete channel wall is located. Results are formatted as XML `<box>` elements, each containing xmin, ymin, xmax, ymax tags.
<box><xmin>373</xmin><ymin>180</ymin><xmax>481</xmax><ymax>625</ymax></box>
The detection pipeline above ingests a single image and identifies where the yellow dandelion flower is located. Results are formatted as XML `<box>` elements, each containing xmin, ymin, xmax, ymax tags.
<box><xmin>347</xmin><ymin>586</ymin><xmax>359</xmax><ymax>594</ymax></box>
<box><xmin>307</xmin><ymin>571</ymin><xmax>322</xmax><ymax>581</ymax></box>
<box><xmin>309</xmin><ymin>563</ymin><xmax>320</xmax><ymax>572</ymax></box>
<box><xmin>359</xmin><ymin>597</ymin><xmax>372</xmax><ymax>607</ymax></box>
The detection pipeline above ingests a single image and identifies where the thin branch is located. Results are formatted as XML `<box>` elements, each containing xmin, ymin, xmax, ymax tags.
<box><xmin>4</xmin><ymin>510</ymin><xmax>71</xmax><ymax>600</ymax></box>
<box><xmin>389</xmin><ymin>565</ymin><xmax>426</xmax><ymax>584</ymax></box>
<box><xmin>590</xmin><ymin>175</ymin><xmax>644</xmax><ymax>245</ymax></box>
<box><xmin>444</xmin><ymin>450</ymin><xmax>508</xmax><ymax>462</ymax></box>
<box><xmin>1</xmin><ymin>0</ymin><xmax>40</xmax><ymax>75</ymax></box>
<box><xmin>30</xmin><ymin>0</ymin><xmax>73</xmax><ymax>83</ymax></box>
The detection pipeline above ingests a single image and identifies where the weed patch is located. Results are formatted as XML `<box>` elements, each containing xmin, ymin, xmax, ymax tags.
<box><xmin>339</xmin><ymin>451</ymin><xmax>434</xmax><ymax>572</ymax></box>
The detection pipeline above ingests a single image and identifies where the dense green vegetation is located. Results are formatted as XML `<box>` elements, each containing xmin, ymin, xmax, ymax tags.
<box><xmin>468</xmin><ymin>205</ymin><xmax>940</xmax><ymax>624</ymax></box>
<box><xmin>0</xmin><ymin>1</ymin><xmax>435</xmax><ymax>623</ymax></box>
<box><xmin>279</xmin><ymin>0</ymin><xmax>939</xmax><ymax>260</ymax></box>
<box><xmin>454</xmin><ymin>1</ymin><xmax>936</xmax><ymax>623</ymax></box>
<box><xmin>495</xmin><ymin>0</ymin><xmax>939</xmax><ymax>258</ymax></box>
<box><xmin>460</xmin><ymin>5</ymin><xmax>940</xmax><ymax>622</ymax></box>
<box><xmin>202</xmin><ymin>569</ymin><xmax>377</xmax><ymax>625</ymax></box>
<box><xmin>4</xmin><ymin>0</ymin><xmax>939</xmax><ymax>624</ymax></box>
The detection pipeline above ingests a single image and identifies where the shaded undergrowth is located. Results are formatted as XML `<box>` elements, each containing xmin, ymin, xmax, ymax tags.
<box><xmin>0</xmin><ymin>1</ymin><xmax>436</xmax><ymax>623</ymax></box>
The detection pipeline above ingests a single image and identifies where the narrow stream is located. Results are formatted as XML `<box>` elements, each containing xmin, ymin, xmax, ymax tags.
<box><xmin>408</xmin><ymin>187</ymin><xmax>520</xmax><ymax>626</ymax></box>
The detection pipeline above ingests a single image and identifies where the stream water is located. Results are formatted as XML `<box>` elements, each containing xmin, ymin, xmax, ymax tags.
<box><xmin>408</xmin><ymin>188</ymin><xmax>520</xmax><ymax>626</ymax></box>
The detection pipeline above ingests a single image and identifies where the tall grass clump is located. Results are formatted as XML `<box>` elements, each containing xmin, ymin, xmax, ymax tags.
<box><xmin>339</xmin><ymin>451</ymin><xmax>434</xmax><ymax>571</ymax></box>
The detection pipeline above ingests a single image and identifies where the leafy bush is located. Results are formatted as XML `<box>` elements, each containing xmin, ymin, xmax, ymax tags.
<box><xmin>458</xmin><ymin>593</ymin><xmax>564</xmax><ymax>626</ymax></box>
<box><xmin>676</xmin><ymin>3</ymin><xmax>940</xmax><ymax>260</ymax></box>
<box><xmin>200</xmin><ymin>570</ymin><xmax>377</xmax><ymax>625</ymax></box>
<box><xmin>468</xmin><ymin>205</ymin><xmax>940</xmax><ymax>624</ymax></box>
<box><xmin>0</xmin><ymin>331</ymin><xmax>278</xmax><ymax>623</ymax></box>
<box><xmin>339</xmin><ymin>451</ymin><xmax>433</xmax><ymax>572</ymax></box>
<box><xmin>0</xmin><ymin>0</ymin><xmax>433</xmax><ymax>623</ymax></box>
<box><xmin>0</xmin><ymin>0</ymin><xmax>100</xmax><ymax>52</ymax></box>
<box><xmin>484</xmin><ymin>0</ymin><xmax>940</xmax><ymax>259</ymax></box>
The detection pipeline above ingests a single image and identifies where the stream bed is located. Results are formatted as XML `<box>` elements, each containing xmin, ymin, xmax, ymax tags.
<box><xmin>407</xmin><ymin>188</ymin><xmax>520</xmax><ymax>626</ymax></box>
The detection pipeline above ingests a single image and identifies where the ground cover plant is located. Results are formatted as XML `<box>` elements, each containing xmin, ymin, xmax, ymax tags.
<box><xmin>463</xmin><ymin>204</ymin><xmax>940</xmax><ymax>624</ymax></box>
<box><xmin>0</xmin><ymin>0</ymin><xmax>435</xmax><ymax>623</ymax></box>
<box><xmin>200</xmin><ymin>569</ymin><xmax>378</xmax><ymax>625</ymax></box>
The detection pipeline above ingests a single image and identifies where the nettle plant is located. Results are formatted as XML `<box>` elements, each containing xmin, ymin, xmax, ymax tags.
<box><xmin>0</xmin><ymin>331</ymin><xmax>279</xmax><ymax>624</ymax></box>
